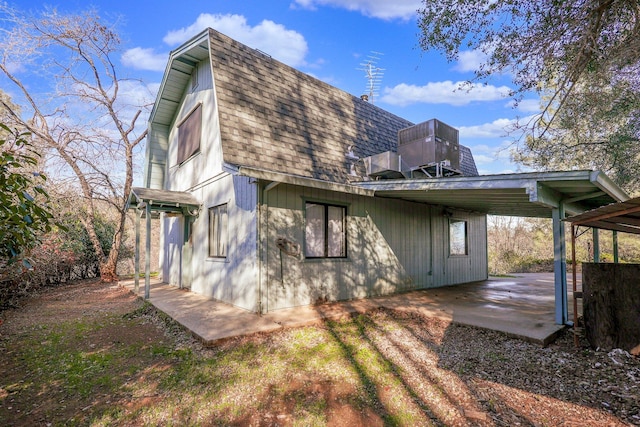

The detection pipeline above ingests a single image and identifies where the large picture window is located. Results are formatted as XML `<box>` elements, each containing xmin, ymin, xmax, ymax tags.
<box><xmin>208</xmin><ymin>204</ymin><xmax>228</xmax><ymax>258</ymax></box>
<box><xmin>449</xmin><ymin>218</ymin><xmax>468</xmax><ymax>256</ymax></box>
<box><xmin>305</xmin><ymin>202</ymin><xmax>346</xmax><ymax>258</ymax></box>
<box><xmin>177</xmin><ymin>104</ymin><xmax>202</xmax><ymax>164</ymax></box>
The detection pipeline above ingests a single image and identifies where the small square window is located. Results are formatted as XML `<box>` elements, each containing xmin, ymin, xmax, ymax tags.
<box><xmin>305</xmin><ymin>202</ymin><xmax>346</xmax><ymax>258</ymax></box>
<box><xmin>209</xmin><ymin>204</ymin><xmax>228</xmax><ymax>258</ymax></box>
<box><xmin>449</xmin><ymin>219</ymin><xmax>468</xmax><ymax>256</ymax></box>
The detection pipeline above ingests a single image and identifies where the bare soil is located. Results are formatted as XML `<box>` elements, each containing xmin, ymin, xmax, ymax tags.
<box><xmin>1</xmin><ymin>279</ymin><xmax>639</xmax><ymax>426</ymax></box>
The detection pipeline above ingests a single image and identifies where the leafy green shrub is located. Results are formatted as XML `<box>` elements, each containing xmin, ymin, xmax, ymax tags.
<box><xmin>0</xmin><ymin>125</ymin><xmax>53</xmax><ymax>261</ymax></box>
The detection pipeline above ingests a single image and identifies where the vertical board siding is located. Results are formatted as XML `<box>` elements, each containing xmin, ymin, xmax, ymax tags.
<box><xmin>161</xmin><ymin>57</ymin><xmax>259</xmax><ymax>312</ymax></box>
<box><xmin>145</xmin><ymin>124</ymin><xmax>169</xmax><ymax>189</ymax></box>
<box><xmin>189</xmin><ymin>175</ymin><xmax>258</xmax><ymax>311</ymax></box>
<box><xmin>264</xmin><ymin>184</ymin><xmax>488</xmax><ymax>311</ymax></box>
<box><xmin>167</xmin><ymin>58</ymin><xmax>223</xmax><ymax>191</ymax></box>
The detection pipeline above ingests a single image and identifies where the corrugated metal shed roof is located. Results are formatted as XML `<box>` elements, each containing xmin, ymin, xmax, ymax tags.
<box><xmin>128</xmin><ymin>187</ymin><xmax>200</xmax><ymax>212</ymax></box>
<box><xmin>565</xmin><ymin>196</ymin><xmax>640</xmax><ymax>234</ymax></box>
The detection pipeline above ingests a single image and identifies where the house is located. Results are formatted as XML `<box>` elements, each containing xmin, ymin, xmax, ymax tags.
<box><xmin>131</xmin><ymin>28</ymin><xmax>628</xmax><ymax>322</ymax></box>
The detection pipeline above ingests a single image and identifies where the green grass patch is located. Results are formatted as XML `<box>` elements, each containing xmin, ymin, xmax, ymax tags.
<box><xmin>2</xmin><ymin>303</ymin><xmax>446</xmax><ymax>426</ymax></box>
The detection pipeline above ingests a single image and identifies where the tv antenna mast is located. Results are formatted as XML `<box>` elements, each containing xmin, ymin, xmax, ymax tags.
<box><xmin>357</xmin><ymin>51</ymin><xmax>384</xmax><ymax>104</ymax></box>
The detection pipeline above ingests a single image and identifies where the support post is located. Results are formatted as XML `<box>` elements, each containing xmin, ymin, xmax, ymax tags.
<box><xmin>134</xmin><ymin>210</ymin><xmax>140</xmax><ymax>294</ymax></box>
<box><xmin>613</xmin><ymin>231</ymin><xmax>619</xmax><ymax>263</ymax></box>
<box><xmin>552</xmin><ymin>205</ymin><xmax>568</xmax><ymax>325</ymax></box>
<box><xmin>593</xmin><ymin>228</ymin><xmax>600</xmax><ymax>262</ymax></box>
<box><xmin>571</xmin><ymin>225</ymin><xmax>579</xmax><ymax>346</ymax></box>
<box><xmin>145</xmin><ymin>202</ymin><xmax>151</xmax><ymax>300</ymax></box>
<box><xmin>181</xmin><ymin>215</ymin><xmax>192</xmax><ymax>289</ymax></box>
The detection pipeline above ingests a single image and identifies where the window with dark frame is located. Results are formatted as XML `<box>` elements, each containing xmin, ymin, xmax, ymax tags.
<box><xmin>177</xmin><ymin>104</ymin><xmax>202</xmax><ymax>165</ymax></box>
<box><xmin>449</xmin><ymin>218</ymin><xmax>468</xmax><ymax>256</ymax></box>
<box><xmin>208</xmin><ymin>204</ymin><xmax>228</xmax><ymax>258</ymax></box>
<box><xmin>305</xmin><ymin>202</ymin><xmax>346</xmax><ymax>258</ymax></box>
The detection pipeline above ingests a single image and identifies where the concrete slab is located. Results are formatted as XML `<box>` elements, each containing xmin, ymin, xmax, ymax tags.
<box><xmin>120</xmin><ymin>272</ymin><xmax>577</xmax><ymax>346</ymax></box>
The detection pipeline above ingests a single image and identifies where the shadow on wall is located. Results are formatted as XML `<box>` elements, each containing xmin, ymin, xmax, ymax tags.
<box><xmin>265</xmin><ymin>195</ymin><xmax>414</xmax><ymax>312</ymax></box>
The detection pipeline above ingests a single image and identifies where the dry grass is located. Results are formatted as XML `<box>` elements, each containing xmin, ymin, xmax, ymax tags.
<box><xmin>1</xmin><ymin>279</ymin><xmax>638</xmax><ymax>426</ymax></box>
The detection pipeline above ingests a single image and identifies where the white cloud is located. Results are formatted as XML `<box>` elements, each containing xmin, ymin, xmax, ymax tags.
<box><xmin>381</xmin><ymin>81</ymin><xmax>512</xmax><ymax>106</ymax></box>
<box><xmin>162</xmin><ymin>14</ymin><xmax>308</xmax><ymax>67</ymax></box>
<box><xmin>114</xmin><ymin>80</ymin><xmax>159</xmax><ymax>109</ymax></box>
<box><xmin>508</xmin><ymin>98</ymin><xmax>541</xmax><ymax>114</ymax></box>
<box><xmin>458</xmin><ymin>118</ymin><xmax>517</xmax><ymax>139</ymax></box>
<box><xmin>466</xmin><ymin>140</ymin><xmax>526</xmax><ymax>175</ymax></box>
<box><xmin>121</xmin><ymin>47</ymin><xmax>169</xmax><ymax>72</ymax></box>
<box><xmin>453</xmin><ymin>49</ymin><xmax>487</xmax><ymax>73</ymax></box>
<box><xmin>470</xmin><ymin>153</ymin><xmax>495</xmax><ymax>165</ymax></box>
<box><xmin>292</xmin><ymin>0</ymin><xmax>420</xmax><ymax>20</ymax></box>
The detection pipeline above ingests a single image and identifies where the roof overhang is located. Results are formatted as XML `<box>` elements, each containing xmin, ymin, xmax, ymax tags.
<box><xmin>565</xmin><ymin>196</ymin><xmax>640</xmax><ymax>235</ymax></box>
<box><xmin>148</xmin><ymin>29</ymin><xmax>211</xmax><ymax>127</ymax></box>
<box><xmin>127</xmin><ymin>187</ymin><xmax>201</xmax><ymax>217</ymax></box>
<box><xmin>226</xmin><ymin>163</ymin><xmax>375</xmax><ymax>197</ymax></box>
<box><xmin>355</xmin><ymin>170</ymin><xmax>628</xmax><ymax>218</ymax></box>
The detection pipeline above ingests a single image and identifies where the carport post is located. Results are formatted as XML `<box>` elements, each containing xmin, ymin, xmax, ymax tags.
<box><xmin>134</xmin><ymin>210</ymin><xmax>140</xmax><ymax>294</ymax></box>
<box><xmin>145</xmin><ymin>202</ymin><xmax>151</xmax><ymax>300</ymax></box>
<box><xmin>552</xmin><ymin>206</ymin><xmax>568</xmax><ymax>325</ymax></box>
<box><xmin>613</xmin><ymin>231</ymin><xmax>619</xmax><ymax>263</ymax></box>
<box><xmin>593</xmin><ymin>228</ymin><xmax>600</xmax><ymax>262</ymax></box>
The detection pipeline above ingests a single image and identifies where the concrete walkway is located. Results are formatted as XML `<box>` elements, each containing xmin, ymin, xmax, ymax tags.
<box><xmin>120</xmin><ymin>273</ymin><xmax>578</xmax><ymax>347</ymax></box>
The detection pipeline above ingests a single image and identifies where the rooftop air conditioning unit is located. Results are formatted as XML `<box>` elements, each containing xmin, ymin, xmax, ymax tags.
<box><xmin>363</xmin><ymin>151</ymin><xmax>404</xmax><ymax>179</ymax></box>
<box><xmin>397</xmin><ymin>119</ymin><xmax>460</xmax><ymax>170</ymax></box>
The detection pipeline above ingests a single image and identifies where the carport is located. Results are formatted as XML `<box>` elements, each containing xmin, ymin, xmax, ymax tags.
<box><xmin>356</xmin><ymin>170</ymin><xmax>628</xmax><ymax>325</ymax></box>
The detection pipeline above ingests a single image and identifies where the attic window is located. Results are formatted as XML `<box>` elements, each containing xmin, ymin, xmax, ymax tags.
<box><xmin>177</xmin><ymin>103</ymin><xmax>202</xmax><ymax>165</ymax></box>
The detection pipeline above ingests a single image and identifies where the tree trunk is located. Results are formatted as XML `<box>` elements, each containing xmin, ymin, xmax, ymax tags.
<box><xmin>100</xmin><ymin>208</ymin><xmax>126</xmax><ymax>282</ymax></box>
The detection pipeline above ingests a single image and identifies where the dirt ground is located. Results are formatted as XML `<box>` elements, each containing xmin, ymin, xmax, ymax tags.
<box><xmin>1</xmin><ymin>279</ymin><xmax>639</xmax><ymax>426</ymax></box>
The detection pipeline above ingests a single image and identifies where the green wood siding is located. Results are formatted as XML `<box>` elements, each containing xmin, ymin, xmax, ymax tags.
<box><xmin>263</xmin><ymin>184</ymin><xmax>488</xmax><ymax>311</ymax></box>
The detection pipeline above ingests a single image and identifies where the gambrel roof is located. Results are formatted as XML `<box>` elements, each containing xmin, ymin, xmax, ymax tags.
<box><xmin>146</xmin><ymin>28</ymin><xmax>477</xmax><ymax>188</ymax></box>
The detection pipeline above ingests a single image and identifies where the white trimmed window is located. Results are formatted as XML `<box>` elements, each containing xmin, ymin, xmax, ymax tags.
<box><xmin>208</xmin><ymin>204</ymin><xmax>228</xmax><ymax>258</ymax></box>
<box><xmin>305</xmin><ymin>202</ymin><xmax>346</xmax><ymax>258</ymax></box>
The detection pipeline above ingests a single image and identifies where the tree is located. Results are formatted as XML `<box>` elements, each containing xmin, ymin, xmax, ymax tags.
<box><xmin>0</xmin><ymin>6</ymin><xmax>150</xmax><ymax>281</ymax></box>
<box><xmin>0</xmin><ymin>124</ymin><xmax>54</xmax><ymax>261</ymax></box>
<box><xmin>417</xmin><ymin>1</ymin><xmax>640</xmax><ymax>192</ymax></box>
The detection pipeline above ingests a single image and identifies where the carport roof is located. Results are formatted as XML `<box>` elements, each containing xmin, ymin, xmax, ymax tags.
<box><xmin>356</xmin><ymin>170</ymin><xmax>628</xmax><ymax>218</ymax></box>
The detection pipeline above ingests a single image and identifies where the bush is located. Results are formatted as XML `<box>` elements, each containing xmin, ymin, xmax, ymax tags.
<box><xmin>0</xmin><ymin>213</ymin><xmax>122</xmax><ymax>310</ymax></box>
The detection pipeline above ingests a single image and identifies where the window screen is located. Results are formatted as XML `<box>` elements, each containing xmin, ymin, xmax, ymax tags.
<box><xmin>305</xmin><ymin>202</ymin><xmax>346</xmax><ymax>258</ymax></box>
<box><xmin>209</xmin><ymin>204</ymin><xmax>228</xmax><ymax>258</ymax></box>
<box><xmin>177</xmin><ymin>104</ymin><xmax>202</xmax><ymax>164</ymax></box>
<box><xmin>449</xmin><ymin>219</ymin><xmax>468</xmax><ymax>256</ymax></box>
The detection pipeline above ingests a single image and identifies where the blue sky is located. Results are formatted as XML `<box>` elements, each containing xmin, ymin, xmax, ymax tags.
<box><xmin>10</xmin><ymin>0</ymin><xmax>541</xmax><ymax>175</ymax></box>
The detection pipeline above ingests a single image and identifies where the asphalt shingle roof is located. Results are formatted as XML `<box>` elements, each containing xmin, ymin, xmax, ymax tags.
<box><xmin>207</xmin><ymin>29</ymin><xmax>477</xmax><ymax>184</ymax></box>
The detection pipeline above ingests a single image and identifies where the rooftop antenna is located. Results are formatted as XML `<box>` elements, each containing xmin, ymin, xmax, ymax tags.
<box><xmin>357</xmin><ymin>51</ymin><xmax>384</xmax><ymax>104</ymax></box>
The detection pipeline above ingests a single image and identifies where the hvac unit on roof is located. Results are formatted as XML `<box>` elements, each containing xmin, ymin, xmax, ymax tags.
<box><xmin>363</xmin><ymin>151</ymin><xmax>404</xmax><ymax>179</ymax></box>
<box><xmin>397</xmin><ymin>118</ymin><xmax>460</xmax><ymax>171</ymax></box>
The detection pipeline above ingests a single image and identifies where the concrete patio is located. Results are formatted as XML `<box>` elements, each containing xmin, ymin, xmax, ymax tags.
<box><xmin>120</xmin><ymin>272</ymin><xmax>580</xmax><ymax>347</ymax></box>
